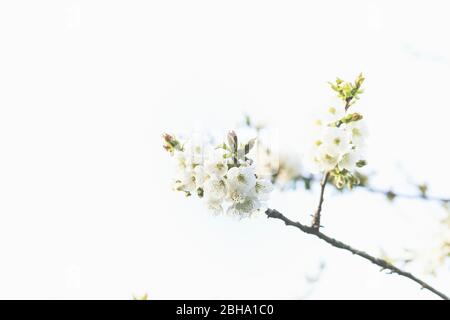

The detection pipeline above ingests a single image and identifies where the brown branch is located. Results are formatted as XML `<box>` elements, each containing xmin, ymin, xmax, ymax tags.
<box><xmin>311</xmin><ymin>172</ymin><xmax>330</xmax><ymax>230</ymax></box>
<box><xmin>365</xmin><ymin>186</ymin><xmax>450</xmax><ymax>203</ymax></box>
<box><xmin>290</xmin><ymin>173</ymin><xmax>450</xmax><ymax>204</ymax></box>
<box><xmin>265</xmin><ymin>208</ymin><xmax>449</xmax><ymax>300</ymax></box>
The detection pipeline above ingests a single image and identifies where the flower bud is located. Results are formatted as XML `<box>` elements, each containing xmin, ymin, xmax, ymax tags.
<box><xmin>356</xmin><ymin>160</ymin><xmax>367</xmax><ymax>168</ymax></box>
<box><xmin>351</xmin><ymin>113</ymin><xmax>363</xmax><ymax>122</ymax></box>
<box><xmin>340</xmin><ymin>113</ymin><xmax>363</xmax><ymax>124</ymax></box>
<box><xmin>227</xmin><ymin>131</ymin><xmax>238</xmax><ymax>150</ymax></box>
<box><xmin>162</xmin><ymin>133</ymin><xmax>181</xmax><ymax>154</ymax></box>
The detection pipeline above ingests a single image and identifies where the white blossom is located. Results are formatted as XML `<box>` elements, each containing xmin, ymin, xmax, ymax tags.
<box><xmin>173</xmin><ymin>150</ymin><xmax>188</xmax><ymax>172</ymax></box>
<box><xmin>338</xmin><ymin>149</ymin><xmax>361</xmax><ymax>172</ymax></box>
<box><xmin>345</xmin><ymin>120</ymin><xmax>368</xmax><ymax>148</ymax></box>
<box><xmin>184</xmin><ymin>140</ymin><xmax>207</xmax><ymax>167</ymax></box>
<box><xmin>226</xmin><ymin>166</ymin><xmax>257</xmax><ymax>193</ymax></box>
<box><xmin>204</xmin><ymin>148</ymin><xmax>228</xmax><ymax>178</ymax></box>
<box><xmin>323</xmin><ymin>105</ymin><xmax>346</xmax><ymax>124</ymax></box>
<box><xmin>321</xmin><ymin>127</ymin><xmax>351</xmax><ymax>153</ymax></box>
<box><xmin>193</xmin><ymin>165</ymin><xmax>206</xmax><ymax>187</ymax></box>
<box><xmin>316</xmin><ymin>144</ymin><xmax>341</xmax><ymax>172</ymax></box>
<box><xmin>255</xmin><ymin>177</ymin><xmax>274</xmax><ymax>201</ymax></box>
<box><xmin>203</xmin><ymin>176</ymin><xmax>227</xmax><ymax>202</ymax></box>
<box><xmin>205</xmin><ymin>198</ymin><xmax>224</xmax><ymax>215</ymax></box>
<box><xmin>312</xmin><ymin>105</ymin><xmax>345</xmax><ymax>131</ymax></box>
<box><xmin>178</xmin><ymin>169</ymin><xmax>197</xmax><ymax>193</ymax></box>
<box><xmin>307</xmin><ymin>105</ymin><xmax>367</xmax><ymax>177</ymax></box>
<box><xmin>227</xmin><ymin>196</ymin><xmax>261</xmax><ymax>216</ymax></box>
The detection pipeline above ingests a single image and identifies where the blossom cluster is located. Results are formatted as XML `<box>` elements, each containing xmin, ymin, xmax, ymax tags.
<box><xmin>162</xmin><ymin>132</ymin><xmax>273</xmax><ymax>216</ymax></box>
<box><xmin>307</xmin><ymin>74</ymin><xmax>368</xmax><ymax>188</ymax></box>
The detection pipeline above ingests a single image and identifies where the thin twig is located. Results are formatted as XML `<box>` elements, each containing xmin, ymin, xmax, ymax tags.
<box><xmin>311</xmin><ymin>172</ymin><xmax>330</xmax><ymax>230</ymax></box>
<box><xmin>265</xmin><ymin>208</ymin><xmax>449</xmax><ymax>300</ymax></box>
<box><xmin>290</xmin><ymin>174</ymin><xmax>450</xmax><ymax>204</ymax></box>
<box><xmin>365</xmin><ymin>186</ymin><xmax>450</xmax><ymax>203</ymax></box>
<box><xmin>344</xmin><ymin>98</ymin><xmax>352</xmax><ymax>111</ymax></box>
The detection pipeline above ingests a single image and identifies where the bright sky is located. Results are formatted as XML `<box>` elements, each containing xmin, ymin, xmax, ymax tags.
<box><xmin>0</xmin><ymin>0</ymin><xmax>449</xmax><ymax>299</ymax></box>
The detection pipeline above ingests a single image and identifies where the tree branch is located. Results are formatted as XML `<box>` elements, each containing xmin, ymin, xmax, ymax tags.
<box><xmin>265</xmin><ymin>208</ymin><xmax>449</xmax><ymax>300</ymax></box>
<box><xmin>365</xmin><ymin>186</ymin><xmax>450</xmax><ymax>203</ymax></box>
<box><xmin>311</xmin><ymin>172</ymin><xmax>329</xmax><ymax>230</ymax></box>
<box><xmin>290</xmin><ymin>173</ymin><xmax>450</xmax><ymax>204</ymax></box>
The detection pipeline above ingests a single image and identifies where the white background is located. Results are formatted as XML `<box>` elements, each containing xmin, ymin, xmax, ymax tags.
<box><xmin>0</xmin><ymin>0</ymin><xmax>449</xmax><ymax>299</ymax></box>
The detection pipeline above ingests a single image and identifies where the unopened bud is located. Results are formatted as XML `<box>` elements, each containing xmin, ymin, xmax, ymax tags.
<box><xmin>162</xmin><ymin>133</ymin><xmax>181</xmax><ymax>154</ymax></box>
<box><xmin>386</xmin><ymin>191</ymin><xmax>396</xmax><ymax>202</ymax></box>
<box><xmin>341</xmin><ymin>113</ymin><xmax>363</xmax><ymax>124</ymax></box>
<box><xmin>335</xmin><ymin>175</ymin><xmax>345</xmax><ymax>189</ymax></box>
<box><xmin>351</xmin><ymin>113</ymin><xmax>363</xmax><ymax>121</ymax></box>
<box><xmin>356</xmin><ymin>160</ymin><xmax>367</xmax><ymax>168</ymax></box>
<box><xmin>227</xmin><ymin>131</ymin><xmax>238</xmax><ymax>150</ymax></box>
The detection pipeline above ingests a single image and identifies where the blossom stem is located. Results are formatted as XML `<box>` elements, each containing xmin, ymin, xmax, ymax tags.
<box><xmin>312</xmin><ymin>172</ymin><xmax>330</xmax><ymax>230</ymax></box>
<box><xmin>266</xmin><ymin>208</ymin><xmax>449</xmax><ymax>300</ymax></box>
<box><xmin>344</xmin><ymin>98</ymin><xmax>352</xmax><ymax>111</ymax></box>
